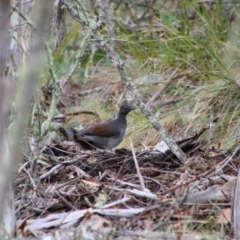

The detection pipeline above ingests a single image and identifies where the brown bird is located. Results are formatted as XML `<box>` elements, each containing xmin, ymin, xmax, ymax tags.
<box><xmin>60</xmin><ymin>104</ymin><xmax>135</xmax><ymax>149</ymax></box>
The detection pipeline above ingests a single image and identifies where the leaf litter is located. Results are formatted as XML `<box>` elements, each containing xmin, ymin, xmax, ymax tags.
<box><xmin>14</xmin><ymin>120</ymin><xmax>238</xmax><ymax>239</ymax></box>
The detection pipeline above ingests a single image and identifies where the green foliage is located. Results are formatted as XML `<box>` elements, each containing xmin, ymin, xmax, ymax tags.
<box><xmin>44</xmin><ymin>0</ymin><xmax>240</xmax><ymax>150</ymax></box>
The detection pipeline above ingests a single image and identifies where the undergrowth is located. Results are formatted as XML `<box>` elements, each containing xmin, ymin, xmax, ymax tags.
<box><xmin>43</xmin><ymin>0</ymin><xmax>240</xmax><ymax>151</ymax></box>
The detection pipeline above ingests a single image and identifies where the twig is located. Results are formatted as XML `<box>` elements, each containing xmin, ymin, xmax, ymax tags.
<box><xmin>55</xmin><ymin>1</ymin><xmax>66</xmax><ymax>50</ymax></box>
<box><xmin>130</xmin><ymin>138</ymin><xmax>146</xmax><ymax>191</ymax></box>
<box><xmin>11</xmin><ymin>6</ymin><xmax>36</xmax><ymax>30</ymax></box>
<box><xmin>56</xmin><ymin>192</ymin><xmax>77</xmax><ymax>210</ymax></box>
<box><xmin>206</xmin><ymin>109</ymin><xmax>214</xmax><ymax>154</ymax></box>
<box><xmin>146</xmin><ymin>68</ymin><xmax>178</xmax><ymax>109</ymax></box>
<box><xmin>100</xmin><ymin>197</ymin><xmax>130</xmax><ymax>209</ymax></box>
<box><xmin>233</xmin><ymin>159</ymin><xmax>240</xmax><ymax>239</ymax></box>
<box><xmin>100</xmin><ymin>0</ymin><xmax>116</xmax><ymax>49</ymax></box>
<box><xmin>21</xmin><ymin>165</ymin><xmax>37</xmax><ymax>194</ymax></box>
<box><xmin>39</xmin><ymin>160</ymin><xmax>90</xmax><ymax>180</ymax></box>
<box><xmin>41</xmin><ymin>43</ymin><xmax>60</xmax><ymax>136</ymax></box>
<box><xmin>61</xmin><ymin>0</ymin><xmax>104</xmax><ymax>87</ymax></box>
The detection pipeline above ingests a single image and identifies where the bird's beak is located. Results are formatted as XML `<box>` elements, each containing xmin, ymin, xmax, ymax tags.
<box><xmin>130</xmin><ymin>105</ymin><xmax>136</xmax><ymax>111</ymax></box>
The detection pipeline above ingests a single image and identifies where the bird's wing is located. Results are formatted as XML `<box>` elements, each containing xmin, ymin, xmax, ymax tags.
<box><xmin>80</xmin><ymin>121</ymin><xmax>121</xmax><ymax>137</ymax></box>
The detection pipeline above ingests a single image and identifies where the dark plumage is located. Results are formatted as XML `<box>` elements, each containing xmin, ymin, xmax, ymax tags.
<box><xmin>76</xmin><ymin>104</ymin><xmax>135</xmax><ymax>149</ymax></box>
<box><xmin>60</xmin><ymin>104</ymin><xmax>135</xmax><ymax>150</ymax></box>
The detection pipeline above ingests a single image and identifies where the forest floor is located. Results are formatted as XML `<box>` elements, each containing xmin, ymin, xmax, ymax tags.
<box><xmin>14</xmin><ymin>0</ymin><xmax>240</xmax><ymax>239</ymax></box>
<box><xmin>15</xmin><ymin>81</ymin><xmax>238</xmax><ymax>239</ymax></box>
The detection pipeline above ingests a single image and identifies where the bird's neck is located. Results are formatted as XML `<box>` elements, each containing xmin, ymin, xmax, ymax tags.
<box><xmin>117</xmin><ymin>113</ymin><xmax>127</xmax><ymax>123</ymax></box>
